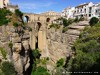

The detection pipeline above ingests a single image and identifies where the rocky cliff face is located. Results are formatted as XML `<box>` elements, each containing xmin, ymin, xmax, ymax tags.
<box><xmin>46</xmin><ymin>21</ymin><xmax>89</xmax><ymax>70</ymax></box>
<box><xmin>0</xmin><ymin>26</ymin><xmax>30</xmax><ymax>75</ymax></box>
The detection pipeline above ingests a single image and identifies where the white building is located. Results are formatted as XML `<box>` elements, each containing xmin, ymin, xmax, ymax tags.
<box><xmin>92</xmin><ymin>3</ymin><xmax>100</xmax><ymax>19</ymax></box>
<box><xmin>0</xmin><ymin>0</ymin><xmax>9</xmax><ymax>8</ymax></box>
<box><xmin>74</xmin><ymin>2</ymin><xmax>94</xmax><ymax>20</ymax></box>
<box><xmin>62</xmin><ymin>2</ymin><xmax>100</xmax><ymax>20</ymax></box>
<box><xmin>61</xmin><ymin>7</ymin><xmax>75</xmax><ymax>19</ymax></box>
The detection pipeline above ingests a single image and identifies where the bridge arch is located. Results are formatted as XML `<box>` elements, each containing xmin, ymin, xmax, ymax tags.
<box><xmin>23</xmin><ymin>15</ymin><xmax>29</xmax><ymax>23</ymax></box>
<box><xmin>46</xmin><ymin>18</ymin><xmax>50</xmax><ymax>22</ymax></box>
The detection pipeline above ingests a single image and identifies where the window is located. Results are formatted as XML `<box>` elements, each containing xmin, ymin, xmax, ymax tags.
<box><xmin>89</xmin><ymin>7</ymin><xmax>92</xmax><ymax>13</ymax></box>
<box><xmin>84</xmin><ymin>9</ymin><xmax>86</xmax><ymax>13</ymax></box>
<box><xmin>89</xmin><ymin>14</ymin><xmax>91</xmax><ymax>17</ymax></box>
<box><xmin>95</xmin><ymin>10</ymin><xmax>98</xmax><ymax>13</ymax></box>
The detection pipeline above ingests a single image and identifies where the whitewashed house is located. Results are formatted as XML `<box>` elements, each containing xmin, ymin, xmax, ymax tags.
<box><xmin>61</xmin><ymin>7</ymin><xmax>75</xmax><ymax>19</ymax></box>
<box><xmin>74</xmin><ymin>2</ymin><xmax>94</xmax><ymax>20</ymax></box>
<box><xmin>92</xmin><ymin>3</ymin><xmax>100</xmax><ymax>19</ymax></box>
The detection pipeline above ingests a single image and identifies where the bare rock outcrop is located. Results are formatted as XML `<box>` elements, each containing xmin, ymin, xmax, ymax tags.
<box><xmin>0</xmin><ymin>26</ymin><xmax>30</xmax><ymax>75</ymax></box>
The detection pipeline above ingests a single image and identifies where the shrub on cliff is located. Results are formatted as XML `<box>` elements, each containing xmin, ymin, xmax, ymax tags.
<box><xmin>31</xmin><ymin>66</ymin><xmax>50</xmax><ymax>75</ymax></box>
<box><xmin>89</xmin><ymin>17</ymin><xmax>99</xmax><ymax>26</ymax></box>
<box><xmin>49</xmin><ymin>23</ymin><xmax>60</xmax><ymax>29</ymax></box>
<box><xmin>56</xmin><ymin>58</ymin><xmax>64</xmax><ymax>67</ymax></box>
<box><xmin>15</xmin><ymin>9</ymin><xmax>23</xmax><ymax>19</ymax></box>
<box><xmin>0</xmin><ymin>61</ymin><xmax>16</xmax><ymax>75</ymax></box>
<box><xmin>0</xmin><ymin>47</ymin><xmax>7</xmax><ymax>60</ymax></box>
<box><xmin>68</xmin><ymin>23</ymin><xmax>100</xmax><ymax>73</ymax></box>
<box><xmin>0</xmin><ymin>9</ymin><xmax>11</xmax><ymax>26</ymax></box>
<box><xmin>13</xmin><ymin>22</ymin><xmax>19</xmax><ymax>27</ymax></box>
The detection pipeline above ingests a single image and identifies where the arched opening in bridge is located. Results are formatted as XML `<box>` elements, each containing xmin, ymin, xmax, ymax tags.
<box><xmin>46</xmin><ymin>18</ymin><xmax>50</xmax><ymax>22</ymax></box>
<box><xmin>35</xmin><ymin>22</ymin><xmax>42</xmax><ymax>49</ymax></box>
<box><xmin>23</xmin><ymin>16</ymin><xmax>29</xmax><ymax>23</ymax></box>
<box><xmin>37</xmin><ymin>22</ymin><xmax>41</xmax><ymax>31</ymax></box>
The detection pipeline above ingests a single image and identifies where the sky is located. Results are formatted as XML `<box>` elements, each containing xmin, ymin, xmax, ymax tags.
<box><xmin>10</xmin><ymin>0</ymin><xmax>99</xmax><ymax>13</ymax></box>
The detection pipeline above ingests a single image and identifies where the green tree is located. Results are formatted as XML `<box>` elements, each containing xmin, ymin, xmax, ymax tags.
<box><xmin>67</xmin><ymin>23</ymin><xmax>100</xmax><ymax>74</ymax></box>
<box><xmin>0</xmin><ymin>9</ymin><xmax>11</xmax><ymax>26</ymax></box>
<box><xmin>89</xmin><ymin>17</ymin><xmax>99</xmax><ymax>26</ymax></box>
<box><xmin>0</xmin><ymin>61</ymin><xmax>16</xmax><ymax>75</ymax></box>
<box><xmin>62</xmin><ymin>18</ymin><xmax>68</xmax><ymax>27</ymax></box>
<box><xmin>31</xmin><ymin>66</ymin><xmax>50</xmax><ymax>75</ymax></box>
<box><xmin>13</xmin><ymin>22</ymin><xmax>19</xmax><ymax>27</ymax></box>
<box><xmin>56</xmin><ymin>58</ymin><xmax>64</xmax><ymax>67</ymax></box>
<box><xmin>15</xmin><ymin>9</ymin><xmax>23</xmax><ymax>19</ymax></box>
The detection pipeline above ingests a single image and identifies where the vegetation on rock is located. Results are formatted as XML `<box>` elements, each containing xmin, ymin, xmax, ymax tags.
<box><xmin>65</xmin><ymin>22</ymin><xmax>100</xmax><ymax>74</ymax></box>
<box><xmin>56</xmin><ymin>58</ymin><xmax>64</xmax><ymax>67</ymax></box>
<box><xmin>0</xmin><ymin>47</ymin><xmax>7</xmax><ymax>60</ymax></box>
<box><xmin>31</xmin><ymin>49</ymin><xmax>50</xmax><ymax>75</ymax></box>
<box><xmin>49</xmin><ymin>23</ymin><xmax>60</xmax><ymax>29</ymax></box>
<box><xmin>0</xmin><ymin>9</ymin><xmax>12</xmax><ymax>26</ymax></box>
<box><xmin>89</xmin><ymin>17</ymin><xmax>99</xmax><ymax>26</ymax></box>
<box><xmin>0</xmin><ymin>61</ymin><xmax>16</xmax><ymax>75</ymax></box>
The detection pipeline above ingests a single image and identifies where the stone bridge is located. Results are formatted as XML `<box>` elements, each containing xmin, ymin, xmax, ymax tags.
<box><xmin>23</xmin><ymin>13</ymin><xmax>61</xmax><ymax>57</ymax></box>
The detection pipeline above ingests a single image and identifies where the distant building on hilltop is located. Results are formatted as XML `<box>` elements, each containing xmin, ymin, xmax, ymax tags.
<box><xmin>41</xmin><ymin>10</ymin><xmax>61</xmax><ymax>16</ymax></box>
<box><xmin>0</xmin><ymin>0</ymin><xmax>18</xmax><ymax>12</ymax></box>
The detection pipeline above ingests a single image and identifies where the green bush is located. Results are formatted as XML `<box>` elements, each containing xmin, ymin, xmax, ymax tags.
<box><xmin>13</xmin><ymin>22</ymin><xmax>19</xmax><ymax>27</ymax></box>
<box><xmin>8</xmin><ymin>42</ymin><xmax>13</xmax><ymax>49</ymax></box>
<box><xmin>56</xmin><ymin>58</ymin><xmax>64</xmax><ymax>67</ymax></box>
<box><xmin>71</xmin><ymin>51</ymin><xmax>95</xmax><ymax>72</ymax></box>
<box><xmin>49</xmin><ymin>23</ymin><xmax>60</xmax><ymax>29</ymax></box>
<box><xmin>32</xmin><ymin>49</ymin><xmax>41</xmax><ymax>59</ymax></box>
<box><xmin>75</xmin><ymin>40</ymin><xmax>100</xmax><ymax>53</ymax></box>
<box><xmin>0</xmin><ymin>61</ymin><xmax>16</xmax><ymax>75</ymax></box>
<box><xmin>89</xmin><ymin>17</ymin><xmax>99</xmax><ymax>26</ymax></box>
<box><xmin>31</xmin><ymin>66</ymin><xmax>50</xmax><ymax>75</ymax></box>
<box><xmin>63</xmin><ymin>18</ymin><xmax>68</xmax><ymax>27</ymax></box>
<box><xmin>15</xmin><ymin>9</ymin><xmax>23</xmax><ymax>19</ymax></box>
<box><xmin>0</xmin><ymin>9</ymin><xmax>11</xmax><ymax>26</ymax></box>
<box><xmin>0</xmin><ymin>47</ymin><xmax>7</xmax><ymax>60</ymax></box>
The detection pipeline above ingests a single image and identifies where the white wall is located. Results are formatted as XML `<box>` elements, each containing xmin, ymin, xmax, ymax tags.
<box><xmin>0</xmin><ymin>0</ymin><xmax>3</xmax><ymax>8</ymax></box>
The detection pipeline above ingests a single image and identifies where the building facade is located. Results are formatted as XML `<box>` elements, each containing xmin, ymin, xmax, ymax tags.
<box><xmin>0</xmin><ymin>0</ymin><xmax>9</xmax><ymax>8</ymax></box>
<box><xmin>92</xmin><ymin>3</ymin><xmax>100</xmax><ymax>19</ymax></box>
<box><xmin>74</xmin><ymin>2</ymin><xmax>94</xmax><ymax>20</ymax></box>
<box><xmin>61</xmin><ymin>7</ymin><xmax>75</xmax><ymax>19</ymax></box>
<box><xmin>62</xmin><ymin>2</ymin><xmax>100</xmax><ymax>20</ymax></box>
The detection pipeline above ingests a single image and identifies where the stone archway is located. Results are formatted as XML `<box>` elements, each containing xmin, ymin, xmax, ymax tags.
<box><xmin>23</xmin><ymin>15</ymin><xmax>29</xmax><ymax>23</ymax></box>
<box><xmin>46</xmin><ymin>18</ymin><xmax>50</xmax><ymax>22</ymax></box>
